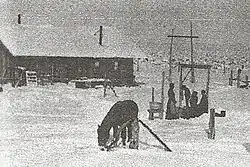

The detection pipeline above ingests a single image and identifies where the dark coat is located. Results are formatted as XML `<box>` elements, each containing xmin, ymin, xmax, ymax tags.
<box><xmin>183</xmin><ymin>87</ymin><xmax>191</xmax><ymax>107</ymax></box>
<box><xmin>166</xmin><ymin>88</ymin><xmax>178</xmax><ymax>119</ymax></box>
<box><xmin>184</xmin><ymin>87</ymin><xmax>191</xmax><ymax>100</ymax></box>
<box><xmin>190</xmin><ymin>94</ymin><xmax>198</xmax><ymax>108</ymax></box>
<box><xmin>167</xmin><ymin>88</ymin><xmax>176</xmax><ymax>104</ymax></box>
<box><xmin>198</xmin><ymin>95</ymin><xmax>208</xmax><ymax>112</ymax></box>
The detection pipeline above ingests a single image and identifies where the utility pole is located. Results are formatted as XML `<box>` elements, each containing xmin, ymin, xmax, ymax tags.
<box><xmin>18</xmin><ymin>14</ymin><xmax>21</xmax><ymax>24</ymax></box>
<box><xmin>94</xmin><ymin>26</ymin><xmax>103</xmax><ymax>46</ymax></box>
<box><xmin>168</xmin><ymin>29</ymin><xmax>174</xmax><ymax>83</ymax></box>
<box><xmin>99</xmin><ymin>26</ymin><xmax>103</xmax><ymax>46</ymax></box>
<box><xmin>167</xmin><ymin>22</ymin><xmax>198</xmax><ymax>83</ymax></box>
<box><xmin>190</xmin><ymin>22</ymin><xmax>195</xmax><ymax>83</ymax></box>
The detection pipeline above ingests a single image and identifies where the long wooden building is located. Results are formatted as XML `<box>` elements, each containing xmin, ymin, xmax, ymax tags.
<box><xmin>0</xmin><ymin>25</ymin><xmax>146</xmax><ymax>86</ymax></box>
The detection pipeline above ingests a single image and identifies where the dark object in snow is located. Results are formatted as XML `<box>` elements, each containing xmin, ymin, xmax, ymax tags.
<box><xmin>208</xmin><ymin>108</ymin><xmax>215</xmax><ymax>139</ymax></box>
<box><xmin>215</xmin><ymin>110</ymin><xmax>226</xmax><ymax>117</ymax></box>
<box><xmin>148</xmin><ymin>101</ymin><xmax>162</xmax><ymax>120</ymax></box>
<box><xmin>179</xmin><ymin>107</ymin><xmax>208</xmax><ymax>119</ymax></box>
<box><xmin>139</xmin><ymin>120</ymin><xmax>172</xmax><ymax>152</ymax></box>
<box><xmin>0</xmin><ymin>86</ymin><xmax>3</xmax><ymax>92</ymax></box>
<box><xmin>74</xmin><ymin>78</ymin><xmax>111</xmax><ymax>89</ymax></box>
<box><xmin>18</xmin><ymin>14</ymin><xmax>21</xmax><ymax>24</ymax></box>
<box><xmin>97</xmin><ymin>100</ymin><xmax>138</xmax><ymax>148</ymax></box>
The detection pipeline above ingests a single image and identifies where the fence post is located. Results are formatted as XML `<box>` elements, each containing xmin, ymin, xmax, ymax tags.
<box><xmin>148</xmin><ymin>87</ymin><xmax>155</xmax><ymax>120</ymax></box>
<box><xmin>229</xmin><ymin>70</ymin><xmax>233</xmax><ymax>86</ymax></box>
<box><xmin>208</xmin><ymin>108</ymin><xmax>215</xmax><ymax>139</ymax></box>
<box><xmin>237</xmin><ymin>69</ymin><xmax>241</xmax><ymax>88</ymax></box>
<box><xmin>223</xmin><ymin>61</ymin><xmax>226</xmax><ymax>74</ymax></box>
<box><xmin>246</xmin><ymin>75</ymin><xmax>249</xmax><ymax>87</ymax></box>
<box><xmin>152</xmin><ymin>87</ymin><xmax>155</xmax><ymax>102</ymax></box>
<box><xmin>160</xmin><ymin>71</ymin><xmax>165</xmax><ymax>119</ymax></box>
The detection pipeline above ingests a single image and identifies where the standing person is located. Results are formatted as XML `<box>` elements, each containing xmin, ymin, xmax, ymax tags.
<box><xmin>198</xmin><ymin>90</ymin><xmax>208</xmax><ymax>114</ymax></box>
<box><xmin>165</xmin><ymin>83</ymin><xmax>177</xmax><ymax>119</ymax></box>
<box><xmin>190</xmin><ymin>91</ymin><xmax>198</xmax><ymax>110</ymax></box>
<box><xmin>182</xmin><ymin>85</ymin><xmax>191</xmax><ymax>108</ymax></box>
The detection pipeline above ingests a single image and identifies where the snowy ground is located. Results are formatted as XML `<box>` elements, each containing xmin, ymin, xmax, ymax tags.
<box><xmin>0</xmin><ymin>62</ymin><xmax>250</xmax><ymax>167</ymax></box>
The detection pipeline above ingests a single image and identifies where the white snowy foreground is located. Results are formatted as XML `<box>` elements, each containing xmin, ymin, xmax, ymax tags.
<box><xmin>0</xmin><ymin>66</ymin><xmax>250</xmax><ymax>167</ymax></box>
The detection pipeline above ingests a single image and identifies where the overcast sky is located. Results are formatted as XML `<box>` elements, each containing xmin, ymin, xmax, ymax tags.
<box><xmin>0</xmin><ymin>0</ymin><xmax>249</xmax><ymax>61</ymax></box>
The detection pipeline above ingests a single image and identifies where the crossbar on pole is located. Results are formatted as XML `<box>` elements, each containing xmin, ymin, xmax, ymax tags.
<box><xmin>167</xmin><ymin>35</ymin><xmax>199</xmax><ymax>38</ymax></box>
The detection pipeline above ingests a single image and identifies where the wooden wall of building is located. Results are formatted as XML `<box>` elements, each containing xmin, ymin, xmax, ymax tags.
<box><xmin>0</xmin><ymin>41</ymin><xmax>13</xmax><ymax>81</ymax></box>
<box><xmin>13</xmin><ymin>56</ymin><xmax>134</xmax><ymax>86</ymax></box>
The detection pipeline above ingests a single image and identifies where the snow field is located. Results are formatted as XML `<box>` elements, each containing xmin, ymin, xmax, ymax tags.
<box><xmin>0</xmin><ymin>63</ymin><xmax>250</xmax><ymax>166</ymax></box>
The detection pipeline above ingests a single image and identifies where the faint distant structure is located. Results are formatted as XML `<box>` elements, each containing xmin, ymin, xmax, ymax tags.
<box><xmin>94</xmin><ymin>26</ymin><xmax>103</xmax><ymax>46</ymax></box>
<box><xmin>18</xmin><ymin>14</ymin><xmax>21</xmax><ymax>24</ymax></box>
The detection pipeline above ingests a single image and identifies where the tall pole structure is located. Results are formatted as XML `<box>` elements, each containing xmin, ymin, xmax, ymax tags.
<box><xmin>190</xmin><ymin>22</ymin><xmax>195</xmax><ymax>83</ymax></box>
<box><xmin>169</xmin><ymin>29</ymin><xmax>174</xmax><ymax>83</ymax></box>
<box><xmin>160</xmin><ymin>71</ymin><xmax>165</xmax><ymax>119</ymax></box>
<box><xmin>18</xmin><ymin>14</ymin><xmax>21</xmax><ymax>24</ymax></box>
<box><xmin>99</xmin><ymin>26</ymin><xmax>103</xmax><ymax>46</ymax></box>
<box><xmin>167</xmin><ymin>23</ymin><xmax>198</xmax><ymax>83</ymax></box>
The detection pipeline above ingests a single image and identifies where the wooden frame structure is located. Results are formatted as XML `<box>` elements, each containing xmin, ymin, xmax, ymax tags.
<box><xmin>167</xmin><ymin>22</ymin><xmax>199</xmax><ymax>83</ymax></box>
<box><xmin>178</xmin><ymin>63</ymin><xmax>212</xmax><ymax>117</ymax></box>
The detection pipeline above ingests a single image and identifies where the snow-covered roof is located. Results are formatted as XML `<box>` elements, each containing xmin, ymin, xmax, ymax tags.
<box><xmin>0</xmin><ymin>25</ymin><xmax>147</xmax><ymax>58</ymax></box>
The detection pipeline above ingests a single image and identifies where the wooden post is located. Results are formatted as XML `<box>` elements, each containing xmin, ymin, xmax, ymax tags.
<box><xmin>229</xmin><ymin>70</ymin><xmax>233</xmax><ymax>86</ymax></box>
<box><xmin>139</xmin><ymin>120</ymin><xmax>172</xmax><ymax>152</ymax></box>
<box><xmin>246</xmin><ymin>75</ymin><xmax>249</xmax><ymax>87</ymax></box>
<box><xmin>152</xmin><ymin>87</ymin><xmax>155</xmax><ymax>102</ymax></box>
<box><xmin>237</xmin><ymin>69</ymin><xmax>240</xmax><ymax>88</ymax></box>
<box><xmin>18</xmin><ymin>14</ymin><xmax>21</xmax><ymax>24</ymax></box>
<box><xmin>178</xmin><ymin>65</ymin><xmax>183</xmax><ymax>118</ymax></box>
<box><xmin>160</xmin><ymin>71</ymin><xmax>165</xmax><ymax>119</ymax></box>
<box><xmin>137</xmin><ymin>58</ymin><xmax>140</xmax><ymax>71</ymax></box>
<box><xmin>167</xmin><ymin>24</ymin><xmax>198</xmax><ymax>83</ymax></box>
<box><xmin>190</xmin><ymin>22</ymin><xmax>195</xmax><ymax>83</ymax></box>
<box><xmin>223</xmin><ymin>61</ymin><xmax>226</xmax><ymax>74</ymax></box>
<box><xmin>99</xmin><ymin>26</ymin><xmax>103</xmax><ymax>46</ymax></box>
<box><xmin>208</xmin><ymin>108</ymin><xmax>215</xmax><ymax>139</ymax></box>
<box><xmin>148</xmin><ymin>87</ymin><xmax>155</xmax><ymax>120</ymax></box>
<box><xmin>169</xmin><ymin>29</ymin><xmax>174</xmax><ymax>83</ymax></box>
<box><xmin>206</xmin><ymin>67</ymin><xmax>211</xmax><ymax>100</ymax></box>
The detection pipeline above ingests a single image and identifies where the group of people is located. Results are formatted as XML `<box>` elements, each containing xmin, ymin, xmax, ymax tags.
<box><xmin>166</xmin><ymin>83</ymin><xmax>208</xmax><ymax>119</ymax></box>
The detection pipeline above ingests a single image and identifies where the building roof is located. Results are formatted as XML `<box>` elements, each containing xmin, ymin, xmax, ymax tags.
<box><xmin>0</xmin><ymin>25</ymin><xmax>147</xmax><ymax>58</ymax></box>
